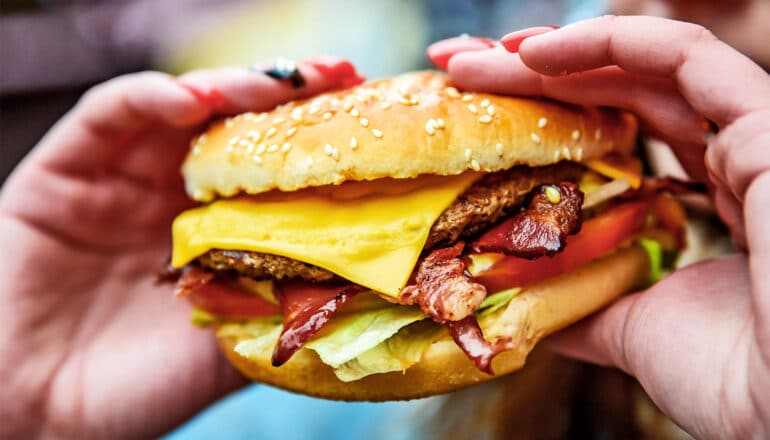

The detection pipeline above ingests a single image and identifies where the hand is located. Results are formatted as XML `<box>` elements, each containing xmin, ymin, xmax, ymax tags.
<box><xmin>0</xmin><ymin>57</ymin><xmax>363</xmax><ymax>438</ymax></box>
<box><xmin>429</xmin><ymin>16</ymin><xmax>770</xmax><ymax>439</ymax></box>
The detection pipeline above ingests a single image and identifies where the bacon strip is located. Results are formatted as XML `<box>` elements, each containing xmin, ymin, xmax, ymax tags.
<box><xmin>399</xmin><ymin>242</ymin><xmax>487</xmax><ymax>323</ymax></box>
<box><xmin>472</xmin><ymin>182</ymin><xmax>584</xmax><ymax>259</ymax></box>
<box><xmin>271</xmin><ymin>282</ymin><xmax>363</xmax><ymax>366</ymax></box>
<box><xmin>446</xmin><ymin>316</ymin><xmax>514</xmax><ymax>374</ymax></box>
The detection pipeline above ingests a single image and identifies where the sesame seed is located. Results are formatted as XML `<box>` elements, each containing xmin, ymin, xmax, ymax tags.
<box><xmin>445</xmin><ymin>87</ymin><xmax>461</xmax><ymax>98</ymax></box>
<box><xmin>286</xmin><ymin>127</ymin><xmax>297</xmax><ymax>137</ymax></box>
<box><xmin>238</xmin><ymin>139</ymin><xmax>251</xmax><ymax>148</ymax></box>
<box><xmin>226</xmin><ymin>144</ymin><xmax>234</xmax><ymax>153</ymax></box>
<box><xmin>247</xmin><ymin>130</ymin><xmax>261</xmax><ymax>142</ymax></box>
<box><xmin>372</xmin><ymin>128</ymin><xmax>383</xmax><ymax>138</ymax></box>
<box><xmin>324</xmin><ymin>144</ymin><xmax>333</xmax><ymax>155</ymax></box>
<box><xmin>331</xmin><ymin>148</ymin><xmax>340</xmax><ymax>161</ymax></box>
<box><xmin>246</xmin><ymin>144</ymin><xmax>255</xmax><ymax>154</ymax></box>
<box><xmin>306</xmin><ymin>156</ymin><xmax>314</xmax><ymax>166</ymax></box>
<box><xmin>479</xmin><ymin>115</ymin><xmax>493</xmax><ymax>123</ymax></box>
<box><xmin>462</xmin><ymin>94</ymin><xmax>473</xmax><ymax>102</ymax></box>
<box><xmin>256</xmin><ymin>144</ymin><xmax>266</xmax><ymax>154</ymax></box>
<box><xmin>281</xmin><ymin>142</ymin><xmax>292</xmax><ymax>152</ymax></box>
<box><xmin>563</xmin><ymin>147</ymin><xmax>572</xmax><ymax>160</ymax></box>
<box><xmin>530</xmin><ymin>132</ymin><xmax>541</xmax><ymax>143</ymax></box>
<box><xmin>350</xmin><ymin>108</ymin><xmax>360</xmax><ymax>117</ymax></box>
<box><xmin>273</xmin><ymin>117</ymin><xmax>285</xmax><ymax>124</ymax></box>
<box><xmin>343</xmin><ymin>101</ymin><xmax>354</xmax><ymax>112</ymax></box>
<box><xmin>267</xmin><ymin>144</ymin><xmax>279</xmax><ymax>153</ymax></box>
<box><xmin>464</xmin><ymin>148</ymin><xmax>472</xmax><ymax>161</ymax></box>
<box><xmin>538</xmin><ymin>117</ymin><xmax>548</xmax><ymax>128</ymax></box>
<box><xmin>425</xmin><ymin>120</ymin><xmax>436</xmax><ymax>136</ymax></box>
<box><xmin>594</xmin><ymin>128</ymin><xmax>602</xmax><ymax>140</ymax></box>
<box><xmin>349</xmin><ymin>136</ymin><xmax>358</xmax><ymax>149</ymax></box>
<box><xmin>266</xmin><ymin>127</ymin><xmax>277</xmax><ymax>138</ymax></box>
<box><xmin>486</xmin><ymin>105</ymin><xmax>496</xmax><ymax>116</ymax></box>
<box><xmin>480</xmin><ymin>99</ymin><xmax>490</xmax><ymax>108</ymax></box>
<box><xmin>553</xmin><ymin>150</ymin><xmax>561</xmax><ymax>161</ymax></box>
<box><xmin>435</xmin><ymin>118</ymin><xmax>445</xmax><ymax>129</ymax></box>
<box><xmin>308</xmin><ymin>106</ymin><xmax>320</xmax><ymax>115</ymax></box>
<box><xmin>291</xmin><ymin>109</ymin><xmax>304</xmax><ymax>121</ymax></box>
<box><xmin>575</xmin><ymin>147</ymin><xmax>584</xmax><ymax>161</ymax></box>
<box><xmin>252</xmin><ymin>155</ymin><xmax>263</xmax><ymax>164</ymax></box>
<box><xmin>323</xmin><ymin>112</ymin><xmax>333</xmax><ymax>120</ymax></box>
<box><xmin>225</xmin><ymin>118</ymin><xmax>234</xmax><ymax>128</ymax></box>
<box><xmin>380</xmin><ymin>101</ymin><xmax>392</xmax><ymax>110</ymax></box>
<box><xmin>331</xmin><ymin>98</ymin><xmax>341</xmax><ymax>106</ymax></box>
<box><xmin>359</xmin><ymin>117</ymin><xmax>369</xmax><ymax>127</ymax></box>
<box><xmin>571</xmin><ymin>130</ymin><xmax>581</xmax><ymax>140</ymax></box>
<box><xmin>495</xmin><ymin>143</ymin><xmax>504</xmax><ymax>156</ymax></box>
<box><xmin>192</xmin><ymin>145</ymin><xmax>201</xmax><ymax>156</ymax></box>
<box><xmin>470</xmin><ymin>159</ymin><xmax>480</xmax><ymax>171</ymax></box>
<box><xmin>468</xmin><ymin>104</ymin><xmax>479</xmax><ymax>114</ymax></box>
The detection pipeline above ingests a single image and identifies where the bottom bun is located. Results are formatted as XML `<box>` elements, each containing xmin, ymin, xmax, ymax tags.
<box><xmin>218</xmin><ymin>244</ymin><xmax>649</xmax><ymax>401</ymax></box>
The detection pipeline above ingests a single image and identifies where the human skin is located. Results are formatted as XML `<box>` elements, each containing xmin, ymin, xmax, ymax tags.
<box><xmin>0</xmin><ymin>57</ymin><xmax>363</xmax><ymax>439</ymax></box>
<box><xmin>429</xmin><ymin>16</ymin><xmax>770</xmax><ymax>439</ymax></box>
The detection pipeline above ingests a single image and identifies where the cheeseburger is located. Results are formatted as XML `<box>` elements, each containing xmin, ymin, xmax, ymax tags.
<box><xmin>163</xmin><ymin>71</ymin><xmax>687</xmax><ymax>400</ymax></box>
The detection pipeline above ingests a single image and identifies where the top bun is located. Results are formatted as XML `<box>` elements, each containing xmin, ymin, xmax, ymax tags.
<box><xmin>183</xmin><ymin>71</ymin><xmax>638</xmax><ymax>201</ymax></box>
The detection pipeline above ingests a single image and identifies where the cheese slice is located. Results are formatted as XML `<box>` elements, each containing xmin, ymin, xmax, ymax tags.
<box><xmin>172</xmin><ymin>173</ymin><xmax>479</xmax><ymax>296</ymax></box>
<box><xmin>586</xmin><ymin>155</ymin><xmax>643</xmax><ymax>189</ymax></box>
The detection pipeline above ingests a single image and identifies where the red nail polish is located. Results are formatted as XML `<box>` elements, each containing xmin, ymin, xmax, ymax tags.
<box><xmin>302</xmin><ymin>56</ymin><xmax>365</xmax><ymax>88</ymax></box>
<box><xmin>176</xmin><ymin>80</ymin><xmax>226</xmax><ymax>109</ymax></box>
<box><xmin>427</xmin><ymin>36</ymin><xmax>497</xmax><ymax>70</ymax></box>
<box><xmin>500</xmin><ymin>26</ymin><xmax>559</xmax><ymax>52</ymax></box>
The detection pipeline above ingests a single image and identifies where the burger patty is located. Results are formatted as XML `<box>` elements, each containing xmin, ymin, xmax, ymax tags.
<box><xmin>198</xmin><ymin>162</ymin><xmax>585</xmax><ymax>282</ymax></box>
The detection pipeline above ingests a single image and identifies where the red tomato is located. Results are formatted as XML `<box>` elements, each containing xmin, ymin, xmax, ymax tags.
<box><xmin>185</xmin><ymin>280</ymin><xmax>280</xmax><ymax>319</ymax></box>
<box><xmin>473</xmin><ymin>201</ymin><xmax>650</xmax><ymax>293</ymax></box>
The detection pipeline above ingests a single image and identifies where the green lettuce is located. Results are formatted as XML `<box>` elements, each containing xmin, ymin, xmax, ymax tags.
<box><xmin>477</xmin><ymin>287</ymin><xmax>522</xmax><ymax>315</ymax></box>
<box><xmin>333</xmin><ymin>320</ymin><xmax>443</xmax><ymax>382</ymax></box>
<box><xmin>304</xmin><ymin>301</ymin><xmax>426</xmax><ymax>368</ymax></box>
<box><xmin>639</xmin><ymin>238</ymin><xmax>664</xmax><ymax>284</ymax></box>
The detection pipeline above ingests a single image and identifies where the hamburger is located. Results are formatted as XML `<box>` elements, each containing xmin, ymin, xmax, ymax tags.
<box><xmin>163</xmin><ymin>71</ymin><xmax>687</xmax><ymax>400</ymax></box>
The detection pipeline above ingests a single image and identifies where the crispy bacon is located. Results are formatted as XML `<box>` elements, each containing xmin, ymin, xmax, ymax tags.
<box><xmin>640</xmin><ymin>176</ymin><xmax>707</xmax><ymax>195</ymax></box>
<box><xmin>471</xmin><ymin>182</ymin><xmax>584</xmax><ymax>259</ymax></box>
<box><xmin>172</xmin><ymin>266</ymin><xmax>215</xmax><ymax>297</ymax></box>
<box><xmin>399</xmin><ymin>242</ymin><xmax>488</xmax><ymax>323</ymax></box>
<box><xmin>446</xmin><ymin>316</ymin><xmax>514</xmax><ymax>374</ymax></box>
<box><xmin>271</xmin><ymin>282</ymin><xmax>363</xmax><ymax>366</ymax></box>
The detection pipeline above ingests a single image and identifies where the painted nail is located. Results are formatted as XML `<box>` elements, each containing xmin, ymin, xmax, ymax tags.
<box><xmin>176</xmin><ymin>80</ymin><xmax>226</xmax><ymax>109</ymax></box>
<box><xmin>500</xmin><ymin>26</ymin><xmax>559</xmax><ymax>53</ymax></box>
<box><xmin>302</xmin><ymin>55</ymin><xmax>365</xmax><ymax>88</ymax></box>
<box><xmin>426</xmin><ymin>36</ymin><xmax>497</xmax><ymax>70</ymax></box>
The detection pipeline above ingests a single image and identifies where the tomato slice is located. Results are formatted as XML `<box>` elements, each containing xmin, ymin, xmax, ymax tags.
<box><xmin>473</xmin><ymin>201</ymin><xmax>650</xmax><ymax>293</ymax></box>
<box><xmin>184</xmin><ymin>277</ymin><xmax>281</xmax><ymax>319</ymax></box>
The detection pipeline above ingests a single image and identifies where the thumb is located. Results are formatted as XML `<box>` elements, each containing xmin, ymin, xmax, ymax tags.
<box><xmin>545</xmin><ymin>254</ymin><xmax>753</xmax><ymax>438</ymax></box>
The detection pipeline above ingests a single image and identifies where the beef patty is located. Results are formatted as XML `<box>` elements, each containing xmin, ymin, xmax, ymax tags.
<box><xmin>197</xmin><ymin>162</ymin><xmax>585</xmax><ymax>282</ymax></box>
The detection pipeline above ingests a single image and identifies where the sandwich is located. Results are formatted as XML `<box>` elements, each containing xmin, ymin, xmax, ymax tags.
<box><xmin>162</xmin><ymin>71</ymin><xmax>688</xmax><ymax>400</ymax></box>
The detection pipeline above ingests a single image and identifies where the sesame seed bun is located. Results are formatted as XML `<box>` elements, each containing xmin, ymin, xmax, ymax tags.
<box><xmin>217</xmin><ymin>243</ymin><xmax>649</xmax><ymax>401</ymax></box>
<box><xmin>183</xmin><ymin>71</ymin><xmax>638</xmax><ymax>201</ymax></box>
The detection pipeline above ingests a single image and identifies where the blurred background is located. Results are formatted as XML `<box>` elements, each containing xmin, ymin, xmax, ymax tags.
<box><xmin>2</xmin><ymin>0</ymin><xmax>767</xmax><ymax>438</ymax></box>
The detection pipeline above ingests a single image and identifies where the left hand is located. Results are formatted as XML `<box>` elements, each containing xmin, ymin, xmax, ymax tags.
<box><xmin>0</xmin><ymin>57</ymin><xmax>362</xmax><ymax>439</ymax></box>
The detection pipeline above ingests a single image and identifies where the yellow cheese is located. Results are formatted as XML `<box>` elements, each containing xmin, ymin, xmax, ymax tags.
<box><xmin>586</xmin><ymin>155</ymin><xmax>643</xmax><ymax>189</ymax></box>
<box><xmin>172</xmin><ymin>173</ymin><xmax>479</xmax><ymax>296</ymax></box>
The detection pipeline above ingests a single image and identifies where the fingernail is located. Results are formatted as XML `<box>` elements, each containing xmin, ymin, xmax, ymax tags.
<box><xmin>176</xmin><ymin>80</ymin><xmax>226</xmax><ymax>109</ymax></box>
<box><xmin>302</xmin><ymin>55</ymin><xmax>365</xmax><ymax>88</ymax></box>
<box><xmin>426</xmin><ymin>36</ymin><xmax>497</xmax><ymax>70</ymax></box>
<box><xmin>500</xmin><ymin>26</ymin><xmax>559</xmax><ymax>52</ymax></box>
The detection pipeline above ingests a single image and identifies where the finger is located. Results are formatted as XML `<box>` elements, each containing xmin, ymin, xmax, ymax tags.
<box><xmin>745</xmin><ymin>171</ymin><xmax>770</xmax><ymax>345</ymax></box>
<box><xmin>34</xmin><ymin>57</ymin><xmax>363</xmax><ymax>174</ymax></box>
<box><xmin>706</xmin><ymin>109</ymin><xmax>770</xmax><ymax>201</ymax></box>
<box><xmin>515</xmin><ymin>16</ymin><xmax>770</xmax><ymax>126</ymax></box>
<box><xmin>425</xmin><ymin>36</ymin><xmax>497</xmax><ymax>70</ymax></box>
<box><xmin>546</xmin><ymin>255</ymin><xmax>753</xmax><ymax>438</ymax></box>
<box><xmin>447</xmin><ymin>48</ymin><xmax>706</xmax><ymax>146</ymax></box>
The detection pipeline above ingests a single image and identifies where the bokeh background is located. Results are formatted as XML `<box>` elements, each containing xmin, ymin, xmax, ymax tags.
<box><xmin>2</xmin><ymin>0</ymin><xmax>767</xmax><ymax>438</ymax></box>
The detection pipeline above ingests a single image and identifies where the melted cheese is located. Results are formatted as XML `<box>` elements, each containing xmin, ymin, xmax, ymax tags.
<box><xmin>586</xmin><ymin>155</ymin><xmax>642</xmax><ymax>189</ymax></box>
<box><xmin>172</xmin><ymin>173</ymin><xmax>479</xmax><ymax>296</ymax></box>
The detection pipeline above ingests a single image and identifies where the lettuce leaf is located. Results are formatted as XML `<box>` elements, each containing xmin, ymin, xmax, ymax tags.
<box><xmin>304</xmin><ymin>301</ymin><xmax>426</xmax><ymax>368</ymax></box>
<box><xmin>639</xmin><ymin>238</ymin><xmax>664</xmax><ymax>284</ymax></box>
<box><xmin>333</xmin><ymin>320</ymin><xmax>443</xmax><ymax>382</ymax></box>
<box><xmin>477</xmin><ymin>287</ymin><xmax>522</xmax><ymax>315</ymax></box>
